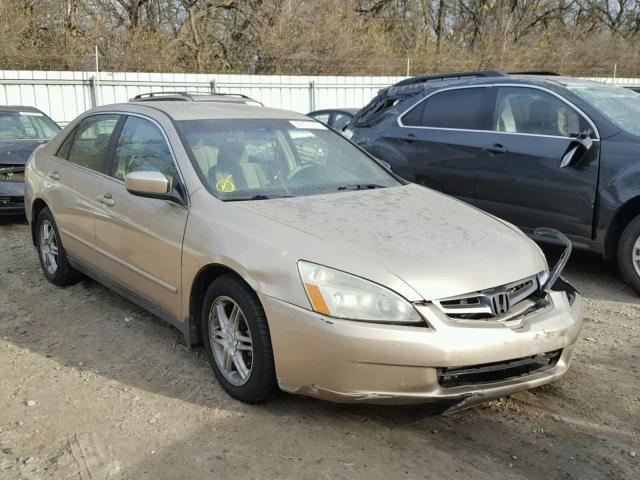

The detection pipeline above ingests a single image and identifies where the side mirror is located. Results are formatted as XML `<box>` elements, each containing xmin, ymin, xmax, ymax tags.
<box><xmin>375</xmin><ymin>158</ymin><xmax>392</xmax><ymax>171</ymax></box>
<box><xmin>125</xmin><ymin>171</ymin><xmax>170</xmax><ymax>199</ymax></box>
<box><xmin>560</xmin><ymin>132</ymin><xmax>594</xmax><ymax>168</ymax></box>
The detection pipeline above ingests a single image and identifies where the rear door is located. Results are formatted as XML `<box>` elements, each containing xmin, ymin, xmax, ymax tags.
<box><xmin>394</xmin><ymin>86</ymin><xmax>494</xmax><ymax>203</ymax></box>
<box><xmin>473</xmin><ymin>86</ymin><xmax>600</xmax><ymax>239</ymax></box>
<box><xmin>46</xmin><ymin>114</ymin><xmax>121</xmax><ymax>268</ymax></box>
<box><xmin>93</xmin><ymin>115</ymin><xmax>188</xmax><ymax>320</ymax></box>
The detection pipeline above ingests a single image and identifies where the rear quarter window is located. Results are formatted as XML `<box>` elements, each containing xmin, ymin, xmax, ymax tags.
<box><xmin>402</xmin><ymin>87</ymin><xmax>488</xmax><ymax>130</ymax></box>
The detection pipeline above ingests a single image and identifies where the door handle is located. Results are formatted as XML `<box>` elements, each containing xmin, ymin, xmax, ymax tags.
<box><xmin>400</xmin><ymin>133</ymin><xmax>417</xmax><ymax>143</ymax></box>
<box><xmin>481</xmin><ymin>144</ymin><xmax>508</xmax><ymax>154</ymax></box>
<box><xmin>96</xmin><ymin>193</ymin><xmax>115</xmax><ymax>207</ymax></box>
<box><xmin>47</xmin><ymin>170</ymin><xmax>60</xmax><ymax>180</ymax></box>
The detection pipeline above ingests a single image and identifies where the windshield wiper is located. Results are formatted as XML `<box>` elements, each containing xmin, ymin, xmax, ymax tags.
<box><xmin>225</xmin><ymin>194</ymin><xmax>293</xmax><ymax>202</ymax></box>
<box><xmin>337</xmin><ymin>183</ymin><xmax>386</xmax><ymax>191</ymax></box>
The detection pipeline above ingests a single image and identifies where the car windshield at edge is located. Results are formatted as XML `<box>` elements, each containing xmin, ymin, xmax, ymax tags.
<box><xmin>0</xmin><ymin>111</ymin><xmax>60</xmax><ymax>140</ymax></box>
<box><xmin>177</xmin><ymin>118</ymin><xmax>400</xmax><ymax>200</ymax></box>
<box><xmin>566</xmin><ymin>83</ymin><xmax>640</xmax><ymax>136</ymax></box>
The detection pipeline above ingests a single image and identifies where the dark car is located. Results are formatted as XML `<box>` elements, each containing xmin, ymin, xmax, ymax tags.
<box><xmin>346</xmin><ymin>71</ymin><xmax>640</xmax><ymax>293</ymax></box>
<box><xmin>307</xmin><ymin>108</ymin><xmax>359</xmax><ymax>131</ymax></box>
<box><xmin>130</xmin><ymin>91</ymin><xmax>263</xmax><ymax>106</ymax></box>
<box><xmin>0</xmin><ymin>106</ymin><xmax>60</xmax><ymax>214</ymax></box>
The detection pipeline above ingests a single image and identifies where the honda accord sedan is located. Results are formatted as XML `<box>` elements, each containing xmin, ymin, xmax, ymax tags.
<box><xmin>24</xmin><ymin>102</ymin><xmax>582</xmax><ymax>412</ymax></box>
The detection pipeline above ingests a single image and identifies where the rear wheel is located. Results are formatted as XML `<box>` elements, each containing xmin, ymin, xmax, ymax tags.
<box><xmin>201</xmin><ymin>275</ymin><xmax>279</xmax><ymax>403</ymax></box>
<box><xmin>617</xmin><ymin>214</ymin><xmax>640</xmax><ymax>294</ymax></box>
<box><xmin>36</xmin><ymin>208</ymin><xmax>81</xmax><ymax>286</ymax></box>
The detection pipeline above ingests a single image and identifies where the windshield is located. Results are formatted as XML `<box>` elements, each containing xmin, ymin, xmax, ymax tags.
<box><xmin>177</xmin><ymin>118</ymin><xmax>400</xmax><ymax>200</ymax></box>
<box><xmin>0</xmin><ymin>111</ymin><xmax>60</xmax><ymax>140</ymax></box>
<box><xmin>566</xmin><ymin>83</ymin><xmax>640</xmax><ymax>136</ymax></box>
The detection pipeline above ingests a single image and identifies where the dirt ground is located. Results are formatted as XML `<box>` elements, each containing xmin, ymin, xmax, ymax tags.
<box><xmin>0</xmin><ymin>217</ymin><xmax>638</xmax><ymax>480</ymax></box>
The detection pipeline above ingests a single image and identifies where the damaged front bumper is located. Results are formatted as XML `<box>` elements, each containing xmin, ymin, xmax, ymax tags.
<box><xmin>260</xmin><ymin>276</ymin><xmax>582</xmax><ymax>411</ymax></box>
<box><xmin>0</xmin><ymin>179</ymin><xmax>25</xmax><ymax>215</ymax></box>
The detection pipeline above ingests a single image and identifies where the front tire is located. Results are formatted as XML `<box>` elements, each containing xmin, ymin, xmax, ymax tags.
<box><xmin>35</xmin><ymin>208</ymin><xmax>81</xmax><ymax>286</ymax></box>
<box><xmin>201</xmin><ymin>274</ymin><xmax>279</xmax><ymax>403</ymax></box>
<box><xmin>617</xmin><ymin>214</ymin><xmax>640</xmax><ymax>294</ymax></box>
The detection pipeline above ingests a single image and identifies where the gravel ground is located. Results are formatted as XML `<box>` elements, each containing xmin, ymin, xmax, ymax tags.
<box><xmin>0</xmin><ymin>217</ymin><xmax>639</xmax><ymax>479</ymax></box>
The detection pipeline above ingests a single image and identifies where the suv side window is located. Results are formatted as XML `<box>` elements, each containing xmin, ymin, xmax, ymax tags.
<box><xmin>112</xmin><ymin>116</ymin><xmax>178</xmax><ymax>183</ymax></box>
<box><xmin>493</xmin><ymin>87</ymin><xmax>590</xmax><ymax>137</ymax></box>
<box><xmin>57</xmin><ymin>115</ymin><xmax>120</xmax><ymax>172</ymax></box>
<box><xmin>402</xmin><ymin>87</ymin><xmax>488</xmax><ymax>130</ymax></box>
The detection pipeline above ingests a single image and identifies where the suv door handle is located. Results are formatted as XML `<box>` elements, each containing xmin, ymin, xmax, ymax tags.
<box><xmin>481</xmin><ymin>144</ymin><xmax>508</xmax><ymax>154</ymax></box>
<box><xmin>400</xmin><ymin>133</ymin><xmax>416</xmax><ymax>143</ymax></box>
<box><xmin>96</xmin><ymin>193</ymin><xmax>115</xmax><ymax>207</ymax></box>
<box><xmin>47</xmin><ymin>170</ymin><xmax>60</xmax><ymax>180</ymax></box>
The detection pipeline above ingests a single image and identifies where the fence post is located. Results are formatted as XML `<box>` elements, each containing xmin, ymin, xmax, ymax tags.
<box><xmin>89</xmin><ymin>76</ymin><xmax>98</xmax><ymax>108</ymax></box>
<box><xmin>309</xmin><ymin>80</ymin><xmax>316</xmax><ymax>111</ymax></box>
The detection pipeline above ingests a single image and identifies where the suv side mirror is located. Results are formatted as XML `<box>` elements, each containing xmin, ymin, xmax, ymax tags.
<box><xmin>560</xmin><ymin>132</ymin><xmax>594</xmax><ymax>168</ymax></box>
<box><xmin>376</xmin><ymin>158</ymin><xmax>392</xmax><ymax>171</ymax></box>
<box><xmin>125</xmin><ymin>171</ymin><xmax>170</xmax><ymax>198</ymax></box>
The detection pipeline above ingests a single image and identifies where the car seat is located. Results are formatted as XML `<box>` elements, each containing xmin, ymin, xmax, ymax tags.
<box><xmin>524</xmin><ymin>99</ymin><xmax>560</xmax><ymax>136</ymax></box>
<box><xmin>208</xmin><ymin>141</ymin><xmax>268</xmax><ymax>192</ymax></box>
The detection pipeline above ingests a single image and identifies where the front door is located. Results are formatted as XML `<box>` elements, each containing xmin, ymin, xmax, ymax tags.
<box><xmin>473</xmin><ymin>86</ymin><xmax>600</xmax><ymax>239</ymax></box>
<box><xmin>93</xmin><ymin>115</ymin><xmax>189</xmax><ymax>320</ymax></box>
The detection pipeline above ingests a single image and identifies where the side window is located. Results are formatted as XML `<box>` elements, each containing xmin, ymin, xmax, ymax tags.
<box><xmin>310</xmin><ymin>113</ymin><xmax>330</xmax><ymax>125</ymax></box>
<box><xmin>493</xmin><ymin>87</ymin><xmax>590</xmax><ymax>137</ymax></box>
<box><xmin>290</xmin><ymin>130</ymin><xmax>329</xmax><ymax>164</ymax></box>
<box><xmin>403</xmin><ymin>88</ymin><xmax>487</xmax><ymax>130</ymax></box>
<box><xmin>333</xmin><ymin>113</ymin><xmax>352</xmax><ymax>131</ymax></box>
<box><xmin>57</xmin><ymin>115</ymin><xmax>119</xmax><ymax>172</ymax></box>
<box><xmin>113</xmin><ymin>116</ymin><xmax>178</xmax><ymax>183</ymax></box>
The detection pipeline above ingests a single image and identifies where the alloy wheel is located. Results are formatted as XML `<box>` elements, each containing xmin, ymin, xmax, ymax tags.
<box><xmin>208</xmin><ymin>296</ymin><xmax>254</xmax><ymax>386</ymax></box>
<box><xmin>39</xmin><ymin>220</ymin><xmax>59</xmax><ymax>275</ymax></box>
<box><xmin>633</xmin><ymin>235</ymin><xmax>640</xmax><ymax>279</ymax></box>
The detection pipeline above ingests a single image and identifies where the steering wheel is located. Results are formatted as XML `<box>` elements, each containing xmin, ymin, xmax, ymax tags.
<box><xmin>286</xmin><ymin>163</ymin><xmax>322</xmax><ymax>183</ymax></box>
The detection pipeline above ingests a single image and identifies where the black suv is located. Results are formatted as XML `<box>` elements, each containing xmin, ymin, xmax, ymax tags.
<box><xmin>346</xmin><ymin>71</ymin><xmax>640</xmax><ymax>293</ymax></box>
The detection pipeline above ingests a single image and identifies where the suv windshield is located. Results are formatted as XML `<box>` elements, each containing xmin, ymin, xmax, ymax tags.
<box><xmin>0</xmin><ymin>111</ymin><xmax>60</xmax><ymax>140</ymax></box>
<box><xmin>566</xmin><ymin>83</ymin><xmax>640</xmax><ymax>136</ymax></box>
<box><xmin>178</xmin><ymin>118</ymin><xmax>400</xmax><ymax>200</ymax></box>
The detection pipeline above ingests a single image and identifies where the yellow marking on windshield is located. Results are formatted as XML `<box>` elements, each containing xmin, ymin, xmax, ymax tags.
<box><xmin>216</xmin><ymin>175</ymin><xmax>236</xmax><ymax>193</ymax></box>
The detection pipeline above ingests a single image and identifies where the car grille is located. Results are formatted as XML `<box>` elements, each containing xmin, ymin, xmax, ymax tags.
<box><xmin>437</xmin><ymin>349</ymin><xmax>562</xmax><ymax>388</ymax></box>
<box><xmin>433</xmin><ymin>274</ymin><xmax>543</xmax><ymax>320</ymax></box>
<box><xmin>0</xmin><ymin>196</ymin><xmax>24</xmax><ymax>207</ymax></box>
<box><xmin>0</xmin><ymin>165</ymin><xmax>25</xmax><ymax>182</ymax></box>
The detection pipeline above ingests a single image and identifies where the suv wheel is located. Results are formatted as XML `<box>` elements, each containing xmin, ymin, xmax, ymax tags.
<box><xmin>201</xmin><ymin>274</ymin><xmax>279</xmax><ymax>403</ymax></box>
<box><xmin>617</xmin><ymin>214</ymin><xmax>640</xmax><ymax>294</ymax></box>
<box><xmin>36</xmin><ymin>208</ymin><xmax>81</xmax><ymax>286</ymax></box>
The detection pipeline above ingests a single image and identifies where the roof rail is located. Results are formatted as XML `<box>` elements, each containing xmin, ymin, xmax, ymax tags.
<box><xmin>130</xmin><ymin>91</ymin><xmax>257</xmax><ymax>101</ymax></box>
<box><xmin>509</xmin><ymin>71</ymin><xmax>560</xmax><ymax>76</ymax></box>
<box><xmin>394</xmin><ymin>70</ymin><xmax>506</xmax><ymax>87</ymax></box>
<box><xmin>131</xmin><ymin>91</ymin><xmax>192</xmax><ymax>100</ymax></box>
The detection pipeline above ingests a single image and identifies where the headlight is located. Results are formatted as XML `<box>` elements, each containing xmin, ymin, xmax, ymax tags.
<box><xmin>298</xmin><ymin>261</ymin><xmax>422</xmax><ymax>324</ymax></box>
<box><xmin>537</xmin><ymin>270</ymin><xmax>550</xmax><ymax>289</ymax></box>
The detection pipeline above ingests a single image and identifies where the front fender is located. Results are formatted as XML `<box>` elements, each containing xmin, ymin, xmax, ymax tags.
<box><xmin>360</xmin><ymin>140</ymin><xmax>414</xmax><ymax>181</ymax></box>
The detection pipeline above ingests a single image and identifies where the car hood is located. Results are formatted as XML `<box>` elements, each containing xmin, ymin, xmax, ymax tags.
<box><xmin>0</xmin><ymin>140</ymin><xmax>48</xmax><ymax>165</ymax></box>
<box><xmin>235</xmin><ymin>184</ymin><xmax>547</xmax><ymax>300</ymax></box>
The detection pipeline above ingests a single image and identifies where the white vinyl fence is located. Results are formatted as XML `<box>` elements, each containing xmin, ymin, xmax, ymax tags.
<box><xmin>1</xmin><ymin>70</ymin><xmax>639</xmax><ymax>125</ymax></box>
<box><xmin>0</xmin><ymin>70</ymin><xmax>406</xmax><ymax>125</ymax></box>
